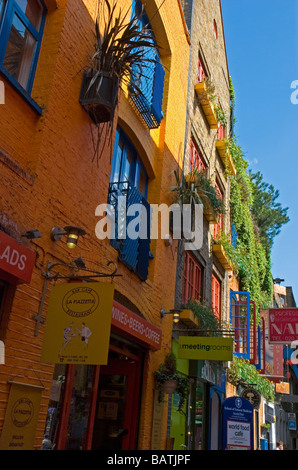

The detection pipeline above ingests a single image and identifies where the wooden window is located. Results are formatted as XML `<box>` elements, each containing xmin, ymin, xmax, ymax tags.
<box><xmin>189</xmin><ymin>139</ymin><xmax>206</xmax><ymax>172</ymax></box>
<box><xmin>0</xmin><ymin>1</ymin><xmax>46</xmax><ymax>94</ymax></box>
<box><xmin>213</xmin><ymin>19</ymin><xmax>218</xmax><ymax>39</ymax></box>
<box><xmin>197</xmin><ymin>54</ymin><xmax>207</xmax><ymax>83</ymax></box>
<box><xmin>183</xmin><ymin>252</ymin><xmax>202</xmax><ymax>303</ymax></box>
<box><xmin>217</xmin><ymin>122</ymin><xmax>225</xmax><ymax>140</ymax></box>
<box><xmin>214</xmin><ymin>180</ymin><xmax>224</xmax><ymax>238</ymax></box>
<box><xmin>212</xmin><ymin>274</ymin><xmax>221</xmax><ymax>320</ymax></box>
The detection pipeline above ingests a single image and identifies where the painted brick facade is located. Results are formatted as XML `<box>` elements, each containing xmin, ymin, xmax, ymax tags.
<box><xmin>0</xmin><ymin>0</ymin><xmax>190</xmax><ymax>449</ymax></box>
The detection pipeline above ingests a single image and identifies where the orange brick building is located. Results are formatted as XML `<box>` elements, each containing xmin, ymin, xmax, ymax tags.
<box><xmin>0</xmin><ymin>0</ymin><xmax>190</xmax><ymax>449</ymax></box>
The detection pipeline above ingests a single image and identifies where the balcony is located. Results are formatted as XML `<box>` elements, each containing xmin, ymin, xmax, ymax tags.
<box><xmin>212</xmin><ymin>242</ymin><xmax>233</xmax><ymax>271</ymax></box>
<box><xmin>195</xmin><ymin>81</ymin><xmax>218</xmax><ymax>129</ymax></box>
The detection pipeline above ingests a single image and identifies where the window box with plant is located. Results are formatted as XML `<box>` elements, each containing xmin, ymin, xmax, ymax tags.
<box><xmin>154</xmin><ymin>353</ymin><xmax>190</xmax><ymax>413</ymax></box>
<box><xmin>170</xmin><ymin>168</ymin><xmax>224</xmax><ymax>226</ymax></box>
<box><xmin>195</xmin><ymin>79</ymin><xmax>218</xmax><ymax>129</ymax></box>
<box><xmin>212</xmin><ymin>231</ymin><xmax>234</xmax><ymax>271</ymax></box>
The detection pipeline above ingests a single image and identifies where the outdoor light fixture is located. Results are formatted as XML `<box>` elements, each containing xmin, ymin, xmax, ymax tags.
<box><xmin>160</xmin><ymin>308</ymin><xmax>182</xmax><ymax>324</ymax></box>
<box><xmin>50</xmin><ymin>226</ymin><xmax>86</xmax><ymax>249</ymax></box>
<box><xmin>21</xmin><ymin>229</ymin><xmax>42</xmax><ymax>239</ymax></box>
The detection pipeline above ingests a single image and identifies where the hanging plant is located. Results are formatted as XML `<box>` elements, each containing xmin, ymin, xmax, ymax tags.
<box><xmin>227</xmin><ymin>358</ymin><xmax>275</xmax><ymax>403</ymax></box>
<box><xmin>154</xmin><ymin>353</ymin><xmax>190</xmax><ymax>413</ymax></box>
<box><xmin>186</xmin><ymin>299</ymin><xmax>221</xmax><ymax>335</ymax></box>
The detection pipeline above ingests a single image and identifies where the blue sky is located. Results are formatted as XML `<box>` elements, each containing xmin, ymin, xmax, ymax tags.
<box><xmin>221</xmin><ymin>0</ymin><xmax>298</xmax><ymax>302</ymax></box>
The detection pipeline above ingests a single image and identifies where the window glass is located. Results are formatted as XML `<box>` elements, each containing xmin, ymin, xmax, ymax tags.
<box><xmin>15</xmin><ymin>0</ymin><xmax>43</xmax><ymax>30</ymax></box>
<box><xmin>120</xmin><ymin>148</ymin><xmax>133</xmax><ymax>183</ymax></box>
<box><xmin>3</xmin><ymin>13</ymin><xmax>37</xmax><ymax>90</ymax></box>
<box><xmin>138</xmin><ymin>167</ymin><xmax>147</xmax><ymax>197</ymax></box>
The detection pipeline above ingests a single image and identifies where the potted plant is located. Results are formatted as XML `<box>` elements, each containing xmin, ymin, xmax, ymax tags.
<box><xmin>170</xmin><ymin>168</ymin><xmax>225</xmax><ymax>219</ymax></box>
<box><xmin>79</xmin><ymin>0</ymin><xmax>159</xmax><ymax>125</ymax></box>
<box><xmin>154</xmin><ymin>353</ymin><xmax>190</xmax><ymax>413</ymax></box>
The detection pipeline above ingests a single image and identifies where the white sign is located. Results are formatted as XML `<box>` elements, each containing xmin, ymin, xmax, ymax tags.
<box><xmin>227</xmin><ymin>421</ymin><xmax>251</xmax><ymax>450</ymax></box>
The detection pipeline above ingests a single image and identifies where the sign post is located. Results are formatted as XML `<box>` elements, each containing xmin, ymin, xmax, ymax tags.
<box><xmin>222</xmin><ymin>397</ymin><xmax>254</xmax><ymax>450</ymax></box>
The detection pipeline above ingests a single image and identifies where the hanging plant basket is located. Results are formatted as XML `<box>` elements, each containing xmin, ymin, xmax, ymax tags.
<box><xmin>79</xmin><ymin>71</ymin><xmax>119</xmax><ymax>124</ymax></box>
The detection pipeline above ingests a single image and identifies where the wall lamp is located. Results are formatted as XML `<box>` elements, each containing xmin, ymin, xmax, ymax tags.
<box><xmin>51</xmin><ymin>226</ymin><xmax>86</xmax><ymax>249</ymax></box>
<box><xmin>161</xmin><ymin>308</ymin><xmax>182</xmax><ymax>324</ymax></box>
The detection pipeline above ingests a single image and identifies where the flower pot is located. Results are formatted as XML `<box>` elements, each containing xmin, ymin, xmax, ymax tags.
<box><xmin>163</xmin><ymin>379</ymin><xmax>178</xmax><ymax>394</ymax></box>
<box><xmin>79</xmin><ymin>71</ymin><xmax>119</xmax><ymax>124</ymax></box>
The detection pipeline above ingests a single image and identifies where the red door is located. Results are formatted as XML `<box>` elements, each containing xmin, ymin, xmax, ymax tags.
<box><xmin>91</xmin><ymin>357</ymin><xmax>141</xmax><ymax>450</ymax></box>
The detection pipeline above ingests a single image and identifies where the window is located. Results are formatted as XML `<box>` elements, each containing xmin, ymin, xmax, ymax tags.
<box><xmin>108</xmin><ymin>127</ymin><xmax>151</xmax><ymax>281</ymax></box>
<box><xmin>183</xmin><ymin>252</ymin><xmax>202</xmax><ymax>304</ymax></box>
<box><xmin>217</xmin><ymin>122</ymin><xmax>225</xmax><ymax>140</ymax></box>
<box><xmin>212</xmin><ymin>273</ymin><xmax>221</xmax><ymax>320</ymax></box>
<box><xmin>213</xmin><ymin>180</ymin><xmax>224</xmax><ymax>238</ymax></box>
<box><xmin>189</xmin><ymin>138</ymin><xmax>206</xmax><ymax>173</ymax></box>
<box><xmin>230</xmin><ymin>290</ymin><xmax>250</xmax><ymax>359</ymax></box>
<box><xmin>197</xmin><ymin>54</ymin><xmax>207</xmax><ymax>83</ymax></box>
<box><xmin>0</xmin><ymin>1</ymin><xmax>46</xmax><ymax>94</ymax></box>
<box><xmin>129</xmin><ymin>0</ymin><xmax>165</xmax><ymax>129</ymax></box>
<box><xmin>213</xmin><ymin>19</ymin><xmax>218</xmax><ymax>39</ymax></box>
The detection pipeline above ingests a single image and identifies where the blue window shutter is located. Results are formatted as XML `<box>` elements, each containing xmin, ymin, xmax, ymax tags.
<box><xmin>230</xmin><ymin>290</ymin><xmax>250</xmax><ymax>359</ymax></box>
<box><xmin>151</xmin><ymin>55</ymin><xmax>165</xmax><ymax>124</ymax></box>
<box><xmin>136</xmin><ymin>197</ymin><xmax>151</xmax><ymax>281</ymax></box>
<box><xmin>118</xmin><ymin>185</ymin><xmax>143</xmax><ymax>271</ymax></box>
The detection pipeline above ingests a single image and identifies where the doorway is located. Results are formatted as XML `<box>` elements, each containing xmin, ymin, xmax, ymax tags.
<box><xmin>92</xmin><ymin>348</ymin><xmax>143</xmax><ymax>450</ymax></box>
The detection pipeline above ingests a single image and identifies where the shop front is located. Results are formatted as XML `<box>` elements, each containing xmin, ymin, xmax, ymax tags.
<box><xmin>42</xmin><ymin>299</ymin><xmax>162</xmax><ymax>450</ymax></box>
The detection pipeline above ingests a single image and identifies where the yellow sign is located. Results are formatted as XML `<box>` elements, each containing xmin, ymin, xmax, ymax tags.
<box><xmin>177</xmin><ymin>336</ymin><xmax>233</xmax><ymax>361</ymax></box>
<box><xmin>0</xmin><ymin>382</ymin><xmax>43</xmax><ymax>450</ymax></box>
<box><xmin>276</xmin><ymin>382</ymin><xmax>290</xmax><ymax>394</ymax></box>
<box><xmin>41</xmin><ymin>282</ymin><xmax>114</xmax><ymax>365</ymax></box>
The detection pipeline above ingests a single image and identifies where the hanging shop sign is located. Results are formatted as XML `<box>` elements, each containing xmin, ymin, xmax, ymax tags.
<box><xmin>240</xmin><ymin>388</ymin><xmax>261</xmax><ymax>409</ymax></box>
<box><xmin>222</xmin><ymin>396</ymin><xmax>254</xmax><ymax>450</ymax></box>
<box><xmin>40</xmin><ymin>282</ymin><xmax>114</xmax><ymax>365</ymax></box>
<box><xmin>0</xmin><ymin>230</ymin><xmax>35</xmax><ymax>284</ymax></box>
<box><xmin>276</xmin><ymin>381</ymin><xmax>290</xmax><ymax>394</ymax></box>
<box><xmin>111</xmin><ymin>301</ymin><xmax>162</xmax><ymax>350</ymax></box>
<box><xmin>268</xmin><ymin>308</ymin><xmax>298</xmax><ymax>343</ymax></box>
<box><xmin>0</xmin><ymin>382</ymin><xmax>43</xmax><ymax>450</ymax></box>
<box><xmin>177</xmin><ymin>336</ymin><xmax>233</xmax><ymax>361</ymax></box>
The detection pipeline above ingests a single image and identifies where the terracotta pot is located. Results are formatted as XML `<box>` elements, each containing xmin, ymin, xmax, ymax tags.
<box><xmin>163</xmin><ymin>379</ymin><xmax>178</xmax><ymax>394</ymax></box>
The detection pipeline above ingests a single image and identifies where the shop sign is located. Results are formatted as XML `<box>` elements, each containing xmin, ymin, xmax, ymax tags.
<box><xmin>222</xmin><ymin>397</ymin><xmax>254</xmax><ymax>450</ymax></box>
<box><xmin>0</xmin><ymin>382</ymin><xmax>43</xmax><ymax>450</ymax></box>
<box><xmin>261</xmin><ymin>310</ymin><xmax>283</xmax><ymax>378</ymax></box>
<box><xmin>0</xmin><ymin>230</ymin><xmax>35</xmax><ymax>284</ymax></box>
<box><xmin>177</xmin><ymin>336</ymin><xmax>233</xmax><ymax>361</ymax></box>
<box><xmin>276</xmin><ymin>381</ymin><xmax>290</xmax><ymax>394</ymax></box>
<box><xmin>111</xmin><ymin>301</ymin><xmax>162</xmax><ymax>349</ymax></box>
<box><xmin>41</xmin><ymin>282</ymin><xmax>114</xmax><ymax>364</ymax></box>
<box><xmin>269</xmin><ymin>308</ymin><xmax>298</xmax><ymax>343</ymax></box>
<box><xmin>240</xmin><ymin>388</ymin><xmax>261</xmax><ymax>409</ymax></box>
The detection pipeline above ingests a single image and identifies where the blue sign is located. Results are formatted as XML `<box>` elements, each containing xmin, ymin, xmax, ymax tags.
<box><xmin>222</xmin><ymin>397</ymin><xmax>254</xmax><ymax>450</ymax></box>
<box><xmin>289</xmin><ymin>420</ymin><xmax>296</xmax><ymax>430</ymax></box>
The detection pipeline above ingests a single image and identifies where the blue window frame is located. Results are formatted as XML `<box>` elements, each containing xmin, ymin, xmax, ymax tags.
<box><xmin>230</xmin><ymin>290</ymin><xmax>250</xmax><ymax>359</ymax></box>
<box><xmin>0</xmin><ymin>0</ymin><xmax>46</xmax><ymax>112</ymax></box>
<box><xmin>108</xmin><ymin>127</ymin><xmax>151</xmax><ymax>281</ymax></box>
<box><xmin>129</xmin><ymin>0</ymin><xmax>165</xmax><ymax>129</ymax></box>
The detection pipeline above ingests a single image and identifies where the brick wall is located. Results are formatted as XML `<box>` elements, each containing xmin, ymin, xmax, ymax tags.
<box><xmin>0</xmin><ymin>0</ymin><xmax>190</xmax><ymax>449</ymax></box>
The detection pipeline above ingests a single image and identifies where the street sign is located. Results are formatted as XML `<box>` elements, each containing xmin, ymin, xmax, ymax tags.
<box><xmin>222</xmin><ymin>397</ymin><xmax>254</xmax><ymax>450</ymax></box>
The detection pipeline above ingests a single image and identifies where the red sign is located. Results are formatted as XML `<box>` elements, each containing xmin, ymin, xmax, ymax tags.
<box><xmin>111</xmin><ymin>301</ymin><xmax>162</xmax><ymax>349</ymax></box>
<box><xmin>0</xmin><ymin>231</ymin><xmax>35</xmax><ymax>284</ymax></box>
<box><xmin>269</xmin><ymin>308</ymin><xmax>298</xmax><ymax>344</ymax></box>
